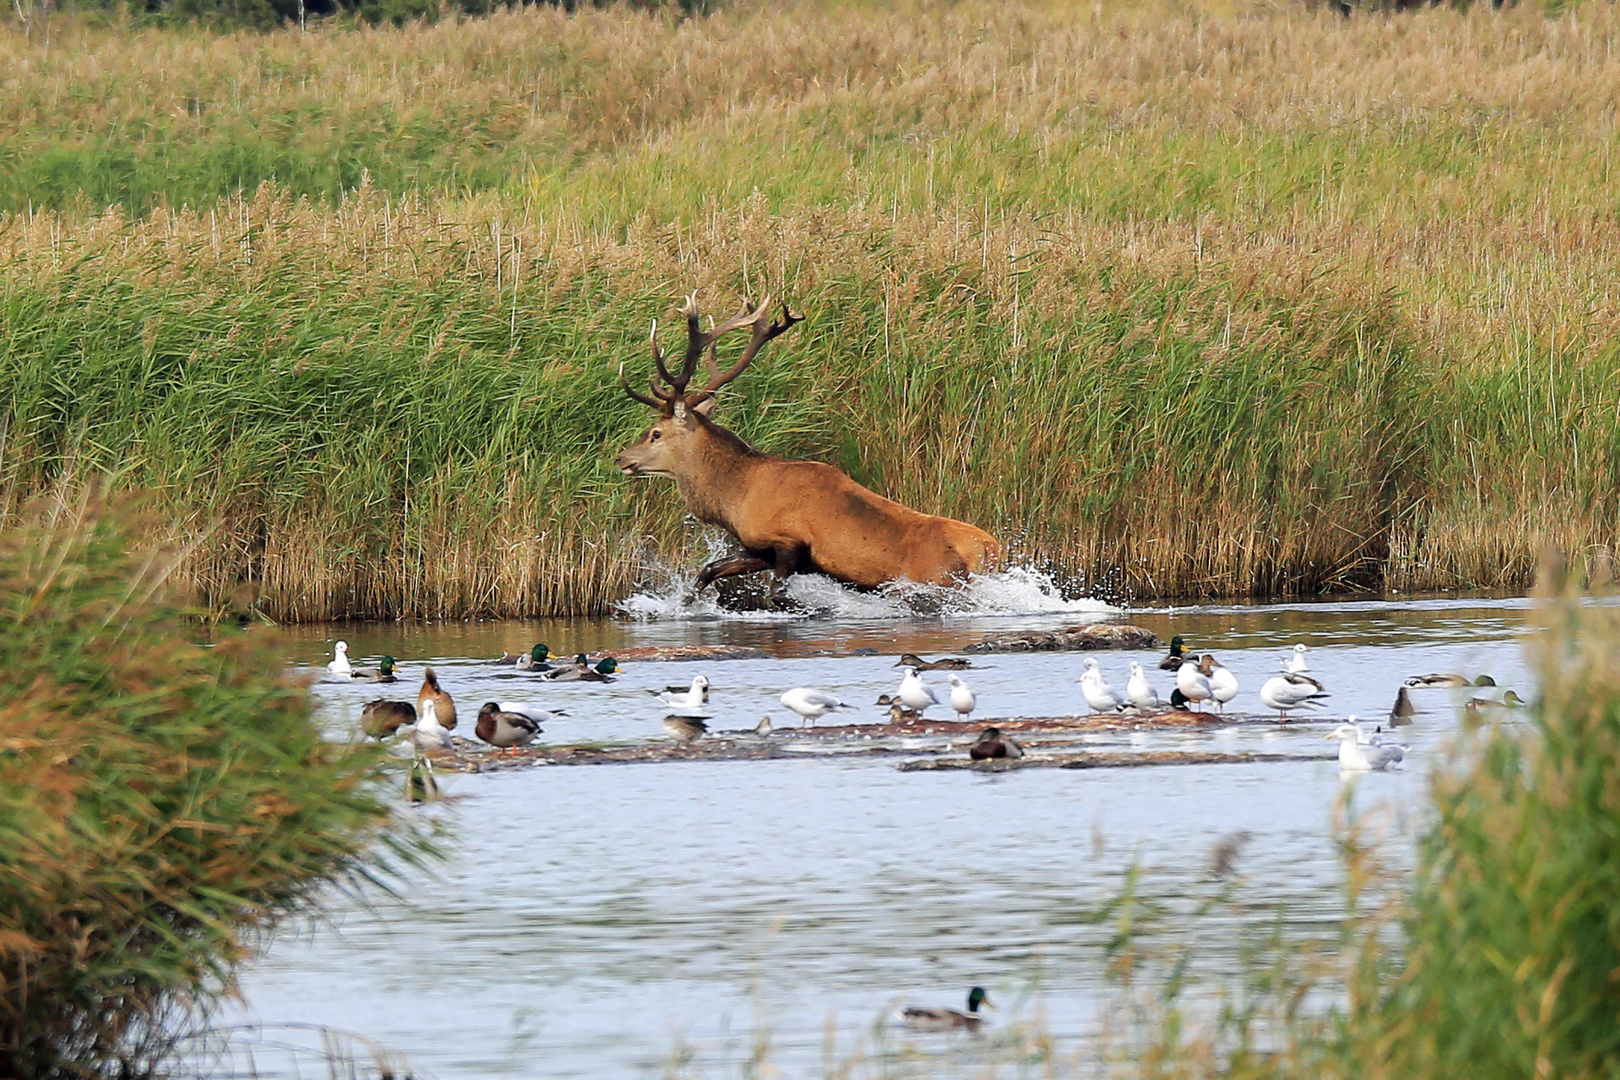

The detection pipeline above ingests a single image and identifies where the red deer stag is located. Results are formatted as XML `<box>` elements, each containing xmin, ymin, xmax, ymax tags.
<box><xmin>615</xmin><ymin>295</ymin><xmax>1002</xmax><ymax>603</ymax></box>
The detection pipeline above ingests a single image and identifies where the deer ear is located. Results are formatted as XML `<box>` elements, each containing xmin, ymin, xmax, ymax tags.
<box><xmin>693</xmin><ymin>397</ymin><xmax>717</xmax><ymax>418</ymax></box>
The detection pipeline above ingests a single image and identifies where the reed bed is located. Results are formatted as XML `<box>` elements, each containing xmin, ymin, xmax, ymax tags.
<box><xmin>3</xmin><ymin>0</ymin><xmax>1619</xmax><ymax>615</ymax></box>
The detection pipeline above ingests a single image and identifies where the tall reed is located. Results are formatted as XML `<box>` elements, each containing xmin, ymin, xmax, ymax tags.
<box><xmin>2</xmin><ymin>1</ymin><xmax>1619</xmax><ymax>614</ymax></box>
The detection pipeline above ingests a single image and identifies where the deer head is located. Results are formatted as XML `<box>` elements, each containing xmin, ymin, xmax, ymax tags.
<box><xmin>615</xmin><ymin>294</ymin><xmax>802</xmax><ymax>478</ymax></box>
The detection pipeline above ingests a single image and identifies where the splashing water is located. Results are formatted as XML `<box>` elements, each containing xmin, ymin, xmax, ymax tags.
<box><xmin>617</xmin><ymin>564</ymin><xmax>1117</xmax><ymax>622</ymax></box>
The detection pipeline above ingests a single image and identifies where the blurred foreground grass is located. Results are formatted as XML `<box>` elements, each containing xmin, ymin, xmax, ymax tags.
<box><xmin>0</xmin><ymin>494</ymin><xmax>431</xmax><ymax>1078</ymax></box>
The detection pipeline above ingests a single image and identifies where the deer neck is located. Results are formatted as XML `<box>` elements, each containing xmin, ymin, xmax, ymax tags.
<box><xmin>671</xmin><ymin>418</ymin><xmax>765</xmax><ymax>528</ymax></box>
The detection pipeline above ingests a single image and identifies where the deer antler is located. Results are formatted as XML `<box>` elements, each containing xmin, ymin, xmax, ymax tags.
<box><xmin>686</xmin><ymin>298</ymin><xmax>804</xmax><ymax>409</ymax></box>
<box><xmin>622</xmin><ymin>295</ymin><xmax>804</xmax><ymax>415</ymax></box>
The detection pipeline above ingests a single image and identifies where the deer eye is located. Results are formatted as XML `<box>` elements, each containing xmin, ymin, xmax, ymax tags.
<box><xmin>650</xmin><ymin>430</ymin><xmax>662</xmax><ymax>441</ymax></box>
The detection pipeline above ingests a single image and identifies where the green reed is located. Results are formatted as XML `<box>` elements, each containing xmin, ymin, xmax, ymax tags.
<box><xmin>3</xmin><ymin>1</ymin><xmax>1620</xmax><ymax>615</ymax></box>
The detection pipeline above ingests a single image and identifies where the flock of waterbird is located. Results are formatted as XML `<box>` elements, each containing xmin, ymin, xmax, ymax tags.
<box><xmin>325</xmin><ymin>630</ymin><xmax>1524</xmax><ymax>780</ymax></box>
<box><xmin>319</xmin><ymin>632</ymin><xmax>1525</xmax><ymax>1030</ymax></box>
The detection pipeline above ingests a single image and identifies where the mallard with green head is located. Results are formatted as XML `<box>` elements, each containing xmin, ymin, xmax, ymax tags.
<box><xmin>351</xmin><ymin>656</ymin><xmax>400</xmax><ymax>683</ymax></box>
<box><xmin>902</xmin><ymin>987</ymin><xmax>992</xmax><ymax>1032</ymax></box>
<box><xmin>1405</xmin><ymin>673</ymin><xmax>1495</xmax><ymax>689</ymax></box>
<box><xmin>515</xmin><ymin>643</ymin><xmax>553</xmax><ymax>671</ymax></box>
<box><xmin>1159</xmin><ymin>635</ymin><xmax>1190</xmax><ymax>671</ymax></box>
<box><xmin>545</xmin><ymin>655</ymin><xmax>619</xmax><ymax>682</ymax></box>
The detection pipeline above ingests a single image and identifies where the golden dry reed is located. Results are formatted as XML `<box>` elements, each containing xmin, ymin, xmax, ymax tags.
<box><xmin>1</xmin><ymin>0</ymin><xmax>1618</xmax><ymax>617</ymax></box>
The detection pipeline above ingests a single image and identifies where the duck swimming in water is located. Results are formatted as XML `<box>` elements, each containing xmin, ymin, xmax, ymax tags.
<box><xmin>350</xmin><ymin>655</ymin><xmax>399</xmax><ymax>683</ymax></box>
<box><xmin>902</xmin><ymin>986</ymin><xmax>992</xmax><ymax>1032</ymax></box>
<box><xmin>544</xmin><ymin>655</ymin><xmax>620</xmax><ymax>682</ymax></box>
<box><xmin>894</xmin><ymin>653</ymin><xmax>973</xmax><ymax>671</ymax></box>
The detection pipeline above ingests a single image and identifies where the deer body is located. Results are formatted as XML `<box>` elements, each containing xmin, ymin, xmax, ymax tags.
<box><xmin>615</xmin><ymin>296</ymin><xmax>1001</xmax><ymax>598</ymax></box>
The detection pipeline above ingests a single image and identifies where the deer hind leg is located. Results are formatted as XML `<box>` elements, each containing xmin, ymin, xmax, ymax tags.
<box><xmin>767</xmin><ymin>546</ymin><xmax>810</xmax><ymax>606</ymax></box>
<box><xmin>693</xmin><ymin>551</ymin><xmax>774</xmax><ymax>593</ymax></box>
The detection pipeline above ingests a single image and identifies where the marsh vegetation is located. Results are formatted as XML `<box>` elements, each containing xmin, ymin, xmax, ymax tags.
<box><xmin>2</xmin><ymin>1</ymin><xmax>1617</xmax><ymax>617</ymax></box>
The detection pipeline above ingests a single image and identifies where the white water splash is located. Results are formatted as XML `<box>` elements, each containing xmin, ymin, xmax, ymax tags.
<box><xmin>616</xmin><ymin>564</ymin><xmax>1117</xmax><ymax>622</ymax></box>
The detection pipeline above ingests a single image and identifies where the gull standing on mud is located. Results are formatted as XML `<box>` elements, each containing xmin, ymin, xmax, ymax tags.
<box><xmin>1175</xmin><ymin>656</ymin><xmax>1214</xmax><ymax>711</ymax></box>
<box><xmin>1200</xmin><ymin>655</ymin><xmax>1240</xmax><ymax>712</ymax></box>
<box><xmin>1126</xmin><ymin>662</ymin><xmax>1160</xmax><ymax>712</ymax></box>
<box><xmin>780</xmin><ymin>687</ymin><xmax>851</xmax><ymax>727</ymax></box>
<box><xmin>327</xmin><ymin>641</ymin><xmax>352</xmax><ymax>676</ymax></box>
<box><xmin>411</xmin><ymin>699</ymin><xmax>455</xmax><ymax>754</ymax></box>
<box><xmin>1079</xmin><ymin>657</ymin><xmax>1126</xmax><ymax>713</ymax></box>
<box><xmin>897</xmin><ymin>668</ymin><xmax>941</xmax><ymax>717</ymax></box>
<box><xmin>947</xmin><ymin>674</ymin><xmax>977</xmax><ymax>720</ymax></box>
<box><xmin>1259</xmin><ymin>672</ymin><xmax>1329</xmax><ymax>719</ymax></box>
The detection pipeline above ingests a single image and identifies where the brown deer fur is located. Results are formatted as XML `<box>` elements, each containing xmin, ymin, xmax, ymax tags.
<box><xmin>615</xmin><ymin>296</ymin><xmax>1002</xmax><ymax>598</ymax></box>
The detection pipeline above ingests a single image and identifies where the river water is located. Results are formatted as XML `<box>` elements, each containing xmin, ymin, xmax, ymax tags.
<box><xmin>216</xmin><ymin>575</ymin><xmax>1534</xmax><ymax>1078</ymax></box>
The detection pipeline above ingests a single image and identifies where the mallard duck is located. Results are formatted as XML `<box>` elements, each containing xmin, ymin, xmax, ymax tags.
<box><xmin>1327</xmin><ymin>720</ymin><xmax>1405</xmax><ymax>771</ymax></box>
<box><xmin>875</xmin><ymin>693</ymin><xmax>895</xmax><ymax>706</ymax></box>
<box><xmin>1079</xmin><ymin>657</ymin><xmax>1126</xmax><ymax>713</ymax></box>
<box><xmin>1464</xmin><ymin>690</ymin><xmax>1527</xmax><ymax>721</ymax></box>
<box><xmin>947</xmin><ymin>674</ymin><xmax>976</xmax><ymax>720</ymax></box>
<box><xmin>350</xmin><ymin>655</ymin><xmax>400</xmax><ymax>683</ymax></box>
<box><xmin>411</xmin><ymin>699</ymin><xmax>456</xmax><ymax>754</ymax></box>
<box><xmin>544</xmin><ymin>655</ymin><xmax>619</xmax><ymax>682</ymax></box>
<box><xmin>887</xmin><ymin>702</ymin><xmax>923</xmax><ymax>723</ymax></box>
<box><xmin>1127</xmin><ymin>662</ymin><xmax>1161</xmax><ymax>712</ymax></box>
<box><xmin>327</xmin><ymin>640</ymin><xmax>352</xmax><ymax>676</ymax></box>
<box><xmin>968</xmin><ymin>727</ymin><xmax>1023</xmax><ymax>760</ymax></box>
<box><xmin>902</xmin><ymin>987</ymin><xmax>992</xmax><ymax>1032</ymax></box>
<box><xmin>1176</xmin><ymin>658</ymin><xmax>1214</xmax><ymax>711</ymax></box>
<box><xmin>417</xmin><ymin>667</ymin><xmax>456</xmax><ymax>731</ymax></box>
<box><xmin>1284</xmin><ymin>643</ymin><xmax>1310</xmax><ymax>674</ymax></box>
<box><xmin>1405</xmin><ymin>673</ymin><xmax>1494</xmax><ymax>689</ymax></box>
<box><xmin>894</xmin><ymin>653</ymin><xmax>973</xmax><ymax>671</ymax></box>
<box><xmin>652</xmin><ymin>675</ymin><xmax>710</xmax><ymax>711</ymax></box>
<box><xmin>1389</xmin><ymin>685</ymin><xmax>1416</xmax><ymax>726</ymax></box>
<box><xmin>360</xmin><ymin>699</ymin><xmax>416</xmax><ymax>739</ymax></box>
<box><xmin>1159</xmin><ymin>635</ymin><xmax>1190</xmax><ymax>671</ymax></box>
<box><xmin>780</xmin><ymin>687</ymin><xmax>851</xmax><ymax>726</ymax></box>
<box><xmin>1259</xmin><ymin>673</ymin><xmax>1328</xmax><ymax>719</ymax></box>
<box><xmin>897</xmin><ymin>668</ymin><xmax>941</xmax><ymax>716</ymax></box>
<box><xmin>475</xmin><ymin>702</ymin><xmax>542</xmax><ymax>749</ymax></box>
<box><xmin>1170</xmin><ymin>686</ymin><xmax>1190</xmax><ymax>710</ymax></box>
<box><xmin>1198</xmin><ymin>655</ymin><xmax>1240</xmax><ymax>712</ymax></box>
<box><xmin>663</xmin><ymin>715</ymin><xmax>708</xmax><ymax>744</ymax></box>
<box><xmin>514</xmin><ymin>643</ymin><xmax>554</xmax><ymax>671</ymax></box>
